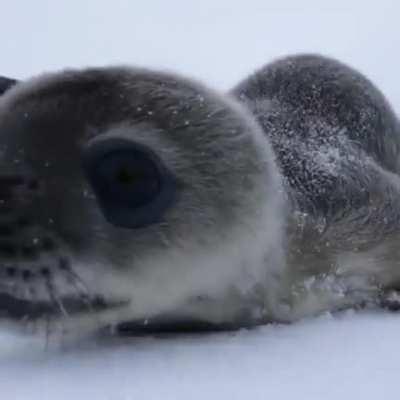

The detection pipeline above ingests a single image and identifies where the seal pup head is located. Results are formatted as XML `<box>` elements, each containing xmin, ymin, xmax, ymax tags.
<box><xmin>0</xmin><ymin>67</ymin><xmax>285</xmax><ymax>335</ymax></box>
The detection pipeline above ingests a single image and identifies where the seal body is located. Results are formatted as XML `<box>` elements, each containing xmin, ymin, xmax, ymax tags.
<box><xmin>233</xmin><ymin>55</ymin><xmax>400</xmax><ymax>318</ymax></box>
<box><xmin>0</xmin><ymin>55</ymin><xmax>399</xmax><ymax>336</ymax></box>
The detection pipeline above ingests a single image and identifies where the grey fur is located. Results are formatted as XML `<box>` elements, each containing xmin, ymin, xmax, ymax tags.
<box><xmin>0</xmin><ymin>54</ymin><xmax>399</xmax><ymax>336</ymax></box>
<box><xmin>0</xmin><ymin>66</ymin><xmax>284</xmax><ymax>335</ymax></box>
<box><xmin>233</xmin><ymin>54</ymin><xmax>400</xmax><ymax>318</ymax></box>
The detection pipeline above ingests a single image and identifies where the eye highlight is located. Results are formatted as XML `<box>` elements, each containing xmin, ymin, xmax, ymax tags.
<box><xmin>82</xmin><ymin>138</ymin><xmax>177</xmax><ymax>229</ymax></box>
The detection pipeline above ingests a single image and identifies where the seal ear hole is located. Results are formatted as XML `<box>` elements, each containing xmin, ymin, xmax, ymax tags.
<box><xmin>82</xmin><ymin>138</ymin><xmax>178</xmax><ymax>229</ymax></box>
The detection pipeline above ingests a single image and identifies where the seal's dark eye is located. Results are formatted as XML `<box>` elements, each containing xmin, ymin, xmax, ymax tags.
<box><xmin>82</xmin><ymin>139</ymin><xmax>177</xmax><ymax>229</ymax></box>
<box><xmin>95</xmin><ymin>150</ymin><xmax>161</xmax><ymax>208</ymax></box>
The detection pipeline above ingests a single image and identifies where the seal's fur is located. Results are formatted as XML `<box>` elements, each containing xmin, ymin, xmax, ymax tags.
<box><xmin>0</xmin><ymin>55</ymin><xmax>400</xmax><ymax>336</ymax></box>
<box><xmin>233</xmin><ymin>55</ymin><xmax>400</xmax><ymax>319</ymax></box>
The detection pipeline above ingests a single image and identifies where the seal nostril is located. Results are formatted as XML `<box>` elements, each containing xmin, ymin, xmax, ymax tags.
<box><xmin>0</xmin><ymin>225</ymin><xmax>14</xmax><ymax>236</ymax></box>
<box><xmin>0</xmin><ymin>243</ymin><xmax>17</xmax><ymax>258</ymax></box>
<box><xmin>42</xmin><ymin>237</ymin><xmax>56</xmax><ymax>251</ymax></box>
<box><xmin>22</xmin><ymin>269</ymin><xmax>33</xmax><ymax>281</ymax></box>
<box><xmin>40</xmin><ymin>267</ymin><xmax>50</xmax><ymax>277</ymax></box>
<box><xmin>6</xmin><ymin>266</ymin><xmax>16</xmax><ymax>277</ymax></box>
<box><xmin>21</xmin><ymin>245</ymin><xmax>39</xmax><ymax>260</ymax></box>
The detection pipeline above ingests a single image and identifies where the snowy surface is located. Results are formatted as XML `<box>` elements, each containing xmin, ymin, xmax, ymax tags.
<box><xmin>1</xmin><ymin>311</ymin><xmax>399</xmax><ymax>400</ymax></box>
<box><xmin>1</xmin><ymin>1</ymin><xmax>400</xmax><ymax>399</ymax></box>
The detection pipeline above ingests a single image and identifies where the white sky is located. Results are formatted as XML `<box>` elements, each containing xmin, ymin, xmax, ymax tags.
<box><xmin>1</xmin><ymin>0</ymin><xmax>400</xmax><ymax>107</ymax></box>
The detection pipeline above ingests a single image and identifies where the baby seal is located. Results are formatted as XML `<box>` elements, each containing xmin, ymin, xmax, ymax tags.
<box><xmin>0</xmin><ymin>54</ymin><xmax>399</xmax><ymax>336</ymax></box>
<box><xmin>0</xmin><ymin>66</ymin><xmax>284</xmax><ymax>336</ymax></box>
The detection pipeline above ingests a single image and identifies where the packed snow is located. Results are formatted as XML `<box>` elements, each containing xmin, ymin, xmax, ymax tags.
<box><xmin>1</xmin><ymin>1</ymin><xmax>400</xmax><ymax>399</ymax></box>
<box><xmin>1</xmin><ymin>311</ymin><xmax>399</xmax><ymax>400</ymax></box>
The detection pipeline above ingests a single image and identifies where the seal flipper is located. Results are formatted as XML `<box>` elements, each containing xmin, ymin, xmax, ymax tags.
<box><xmin>0</xmin><ymin>76</ymin><xmax>17</xmax><ymax>95</ymax></box>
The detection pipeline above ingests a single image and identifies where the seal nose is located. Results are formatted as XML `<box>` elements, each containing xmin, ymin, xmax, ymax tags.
<box><xmin>0</xmin><ymin>173</ymin><xmax>42</xmax><ymax>262</ymax></box>
<box><xmin>0</xmin><ymin>173</ymin><xmax>41</xmax><ymax>214</ymax></box>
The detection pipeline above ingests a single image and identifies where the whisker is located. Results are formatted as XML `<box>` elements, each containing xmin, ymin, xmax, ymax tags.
<box><xmin>45</xmin><ymin>277</ymin><xmax>69</xmax><ymax>317</ymax></box>
<box><xmin>65</xmin><ymin>272</ymin><xmax>92</xmax><ymax>308</ymax></box>
<box><xmin>25</xmin><ymin>285</ymin><xmax>38</xmax><ymax>334</ymax></box>
<box><xmin>57</xmin><ymin>261</ymin><xmax>104</xmax><ymax>336</ymax></box>
<box><xmin>21</xmin><ymin>272</ymin><xmax>34</xmax><ymax>301</ymax></box>
<box><xmin>59</xmin><ymin>258</ymin><xmax>90</xmax><ymax>292</ymax></box>
<box><xmin>45</xmin><ymin>316</ymin><xmax>51</xmax><ymax>350</ymax></box>
<box><xmin>59</xmin><ymin>260</ymin><xmax>94</xmax><ymax>311</ymax></box>
<box><xmin>61</xmin><ymin>263</ymin><xmax>107</xmax><ymax>332</ymax></box>
<box><xmin>19</xmin><ymin>277</ymin><xmax>36</xmax><ymax>334</ymax></box>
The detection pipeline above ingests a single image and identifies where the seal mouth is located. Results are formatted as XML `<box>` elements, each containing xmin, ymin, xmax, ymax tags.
<box><xmin>0</xmin><ymin>292</ymin><xmax>125</xmax><ymax>320</ymax></box>
<box><xmin>0</xmin><ymin>247</ymin><xmax>129</xmax><ymax>322</ymax></box>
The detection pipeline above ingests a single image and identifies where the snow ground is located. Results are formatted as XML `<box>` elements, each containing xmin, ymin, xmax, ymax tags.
<box><xmin>1</xmin><ymin>311</ymin><xmax>399</xmax><ymax>400</ymax></box>
<box><xmin>1</xmin><ymin>1</ymin><xmax>400</xmax><ymax>399</ymax></box>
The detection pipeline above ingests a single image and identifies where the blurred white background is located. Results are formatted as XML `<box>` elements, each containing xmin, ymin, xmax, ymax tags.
<box><xmin>2</xmin><ymin>0</ymin><xmax>399</xmax><ymax>106</ymax></box>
